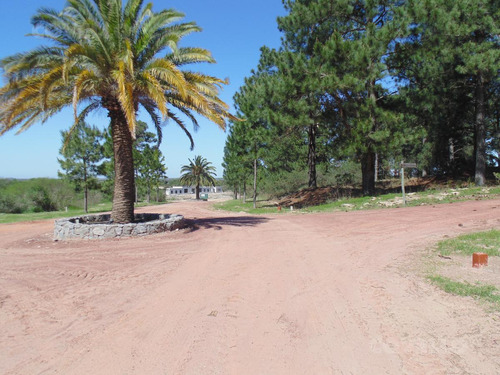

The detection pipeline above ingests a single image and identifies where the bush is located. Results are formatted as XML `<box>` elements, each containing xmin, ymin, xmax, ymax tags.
<box><xmin>0</xmin><ymin>194</ymin><xmax>28</xmax><ymax>213</ymax></box>
<box><xmin>319</xmin><ymin>160</ymin><xmax>362</xmax><ymax>187</ymax></box>
<box><xmin>30</xmin><ymin>185</ymin><xmax>57</xmax><ymax>212</ymax></box>
<box><xmin>0</xmin><ymin>178</ymin><xmax>88</xmax><ymax>213</ymax></box>
<box><xmin>260</xmin><ymin>168</ymin><xmax>309</xmax><ymax>197</ymax></box>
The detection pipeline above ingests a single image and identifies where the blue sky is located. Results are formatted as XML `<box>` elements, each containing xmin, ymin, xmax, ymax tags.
<box><xmin>0</xmin><ymin>0</ymin><xmax>287</xmax><ymax>179</ymax></box>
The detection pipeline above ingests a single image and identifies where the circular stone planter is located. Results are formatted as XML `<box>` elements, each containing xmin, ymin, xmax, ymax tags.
<box><xmin>54</xmin><ymin>213</ymin><xmax>185</xmax><ymax>240</ymax></box>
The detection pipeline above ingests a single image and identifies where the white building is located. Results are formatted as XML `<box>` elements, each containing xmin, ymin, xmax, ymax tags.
<box><xmin>165</xmin><ymin>185</ymin><xmax>223</xmax><ymax>196</ymax></box>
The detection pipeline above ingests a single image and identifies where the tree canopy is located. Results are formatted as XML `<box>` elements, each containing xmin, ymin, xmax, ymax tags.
<box><xmin>223</xmin><ymin>0</ymin><xmax>500</xmax><ymax>198</ymax></box>
<box><xmin>180</xmin><ymin>155</ymin><xmax>216</xmax><ymax>200</ymax></box>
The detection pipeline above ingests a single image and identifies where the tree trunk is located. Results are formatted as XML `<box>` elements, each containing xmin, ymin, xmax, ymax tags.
<box><xmin>361</xmin><ymin>151</ymin><xmax>376</xmax><ymax>196</ymax></box>
<box><xmin>308</xmin><ymin>123</ymin><xmax>317</xmax><ymax>189</ymax></box>
<box><xmin>233</xmin><ymin>186</ymin><xmax>238</xmax><ymax>200</ymax></box>
<box><xmin>243</xmin><ymin>181</ymin><xmax>246</xmax><ymax>203</ymax></box>
<box><xmin>475</xmin><ymin>71</ymin><xmax>486</xmax><ymax>186</ymax></box>
<box><xmin>195</xmin><ymin>184</ymin><xmax>200</xmax><ymax>200</ymax></box>
<box><xmin>83</xmin><ymin>159</ymin><xmax>88</xmax><ymax>213</ymax></box>
<box><xmin>374</xmin><ymin>153</ymin><xmax>379</xmax><ymax>182</ymax></box>
<box><xmin>253</xmin><ymin>158</ymin><xmax>257</xmax><ymax>209</ymax></box>
<box><xmin>362</xmin><ymin>80</ymin><xmax>377</xmax><ymax>196</ymax></box>
<box><xmin>109</xmin><ymin>108</ymin><xmax>135</xmax><ymax>223</ymax></box>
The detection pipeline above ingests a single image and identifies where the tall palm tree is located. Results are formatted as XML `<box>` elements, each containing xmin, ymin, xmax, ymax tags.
<box><xmin>180</xmin><ymin>155</ymin><xmax>216</xmax><ymax>200</ymax></box>
<box><xmin>0</xmin><ymin>0</ymin><xmax>235</xmax><ymax>223</ymax></box>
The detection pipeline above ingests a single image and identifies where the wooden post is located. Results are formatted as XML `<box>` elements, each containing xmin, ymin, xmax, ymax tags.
<box><xmin>400</xmin><ymin>162</ymin><xmax>417</xmax><ymax>206</ymax></box>
<box><xmin>401</xmin><ymin>161</ymin><xmax>406</xmax><ymax>206</ymax></box>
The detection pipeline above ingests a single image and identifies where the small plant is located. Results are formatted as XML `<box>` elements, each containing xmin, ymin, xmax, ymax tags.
<box><xmin>428</xmin><ymin>276</ymin><xmax>500</xmax><ymax>307</ymax></box>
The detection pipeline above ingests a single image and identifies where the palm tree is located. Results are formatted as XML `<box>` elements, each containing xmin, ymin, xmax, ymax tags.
<box><xmin>180</xmin><ymin>155</ymin><xmax>216</xmax><ymax>200</ymax></box>
<box><xmin>0</xmin><ymin>0</ymin><xmax>235</xmax><ymax>223</ymax></box>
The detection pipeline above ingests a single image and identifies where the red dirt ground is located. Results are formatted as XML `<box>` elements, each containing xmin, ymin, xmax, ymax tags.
<box><xmin>1</xmin><ymin>199</ymin><xmax>500</xmax><ymax>374</ymax></box>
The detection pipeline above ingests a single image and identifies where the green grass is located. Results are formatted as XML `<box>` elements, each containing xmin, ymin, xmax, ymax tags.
<box><xmin>428</xmin><ymin>275</ymin><xmax>500</xmax><ymax>307</ymax></box>
<box><xmin>216</xmin><ymin>185</ymin><xmax>500</xmax><ymax>215</ymax></box>
<box><xmin>427</xmin><ymin>229</ymin><xmax>500</xmax><ymax>311</ymax></box>
<box><xmin>437</xmin><ymin>229</ymin><xmax>500</xmax><ymax>257</ymax></box>
<box><xmin>0</xmin><ymin>201</ymin><xmax>167</xmax><ymax>224</ymax></box>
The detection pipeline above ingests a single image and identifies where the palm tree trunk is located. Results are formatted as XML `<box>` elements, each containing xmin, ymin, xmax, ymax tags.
<box><xmin>109</xmin><ymin>109</ymin><xmax>135</xmax><ymax>223</ymax></box>
<box><xmin>196</xmin><ymin>184</ymin><xmax>200</xmax><ymax>200</ymax></box>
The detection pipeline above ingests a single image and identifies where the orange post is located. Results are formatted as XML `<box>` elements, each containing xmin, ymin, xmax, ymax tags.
<box><xmin>472</xmin><ymin>252</ymin><xmax>488</xmax><ymax>268</ymax></box>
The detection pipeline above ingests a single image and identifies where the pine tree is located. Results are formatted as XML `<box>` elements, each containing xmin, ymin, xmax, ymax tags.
<box><xmin>278</xmin><ymin>0</ymin><xmax>408</xmax><ymax>195</ymax></box>
<box><xmin>392</xmin><ymin>0</ymin><xmax>500</xmax><ymax>182</ymax></box>
<box><xmin>58</xmin><ymin>122</ymin><xmax>104</xmax><ymax>213</ymax></box>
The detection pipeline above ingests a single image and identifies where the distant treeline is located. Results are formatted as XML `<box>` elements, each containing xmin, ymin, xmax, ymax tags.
<box><xmin>0</xmin><ymin>178</ymin><xmax>106</xmax><ymax>214</ymax></box>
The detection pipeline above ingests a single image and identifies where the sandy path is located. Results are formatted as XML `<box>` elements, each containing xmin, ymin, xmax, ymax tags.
<box><xmin>1</xmin><ymin>200</ymin><xmax>500</xmax><ymax>374</ymax></box>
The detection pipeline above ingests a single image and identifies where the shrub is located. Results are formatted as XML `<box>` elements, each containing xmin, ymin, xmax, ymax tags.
<box><xmin>30</xmin><ymin>185</ymin><xmax>57</xmax><ymax>212</ymax></box>
<box><xmin>0</xmin><ymin>194</ymin><xmax>28</xmax><ymax>213</ymax></box>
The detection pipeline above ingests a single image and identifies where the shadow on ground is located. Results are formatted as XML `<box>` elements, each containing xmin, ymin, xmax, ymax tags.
<box><xmin>185</xmin><ymin>216</ymin><xmax>270</xmax><ymax>232</ymax></box>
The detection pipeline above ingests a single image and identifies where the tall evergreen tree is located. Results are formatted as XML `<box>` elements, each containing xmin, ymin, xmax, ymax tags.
<box><xmin>137</xmin><ymin>145</ymin><xmax>167</xmax><ymax>203</ymax></box>
<box><xmin>223</xmin><ymin>122</ymin><xmax>253</xmax><ymax>200</ymax></box>
<box><xmin>393</xmin><ymin>0</ymin><xmax>499</xmax><ymax>182</ymax></box>
<box><xmin>278</xmin><ymin>0</ymin><xmax>408</xmax><ymax>195</ymax></box>
<box><xmin>232</xmin><ymin>63</ymin><xmax>272</xmax><ymax>208</ymax></box>
<box><xmin>58</xmin><ymin>122</ymin><xmax>103</xmax><ymax>213</ymax></box>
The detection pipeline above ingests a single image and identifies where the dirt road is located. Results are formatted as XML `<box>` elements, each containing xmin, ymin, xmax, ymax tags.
<box><xmin>1</xmin><ymin>200</ymin><xmax>500</xmax><ymax>374</ymax></box>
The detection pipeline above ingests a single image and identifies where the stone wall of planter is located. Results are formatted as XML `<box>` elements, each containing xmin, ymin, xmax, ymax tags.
<box><xmin>54</xmin><ymin>213</ymin><xmax>185</xmax><ymax>240</ymax></box>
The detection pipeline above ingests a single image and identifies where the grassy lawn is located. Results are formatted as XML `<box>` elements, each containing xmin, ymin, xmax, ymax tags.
<box><xmin>437</xmin><ymin>229</ymin><xmax>500</xmax><ymax>257</ymax></box>
<box><xmin>0</xmin><ymin>201</ymin><xmax>167</xmax><ymax>224</ymax></box>
<box><xmin>428</xmin><ymin>229</ymin><xmax>500</xmax><ymax>310</ymax></box>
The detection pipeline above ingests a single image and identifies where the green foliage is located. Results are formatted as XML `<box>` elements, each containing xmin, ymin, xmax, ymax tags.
<box><xmin>30</xmin><ymin>185</ymin><xmax>57</xmax><ymax>212</ymax></box>
<box><xmin>223</xmin><ymin>0</ymin><xmax>499</xmax><ymax>196</ymax></box>
<box><xmin>58</xmin><ymin>121</ymin><xmax>104</xmax><ymax>212</ymax></box>
<box><xmin>0</xmin><ymin>178</ymin><xmax>76</xmax><ymax>213</ymax></box>
<box><xmin>58</xmin><ymin>122</ymin><xmax>103</xmax><ymax>187</ymax></box>
<box><xmin>392</xmin><ymin>0</ymin><xmax>499</xmax><ymax>182</ymax></box>
<box><xmin>259</xmin><ymin>167</ymin><xmax>309</xmax><ymax>197</ymax></box>
<box><xmin>318</xmin><ymin>160</ymin><xmax>362</xmax><ymax>187</ymax></box>
<box><xmin>133</xmin><ymin>121</ymin><xmax>167</xmax><ymax>202</ymax></box>
<box><xmin>437</xmin><ymin>230</ymin><xmax>500</xmax><ymax>257</ymax></box>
